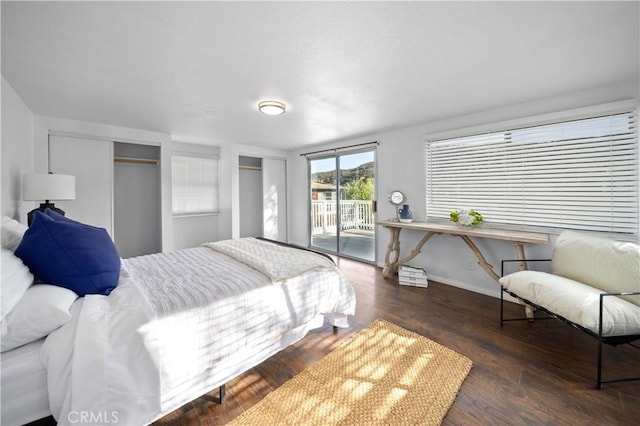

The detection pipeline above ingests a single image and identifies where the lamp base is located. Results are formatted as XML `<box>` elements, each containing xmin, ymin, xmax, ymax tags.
<box><xmin>27</xmin><ymin>202</ymin><xmax>65</xmax><ymax>227</ymax></box>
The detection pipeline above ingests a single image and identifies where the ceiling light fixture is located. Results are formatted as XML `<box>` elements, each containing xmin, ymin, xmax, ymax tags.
<box><xmin>258</xmin><ymin>100</ymin><xmax>286</xmax><ymax>116</ymax></box>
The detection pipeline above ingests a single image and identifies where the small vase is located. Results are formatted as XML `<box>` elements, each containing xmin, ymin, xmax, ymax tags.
<box><xmin>398</xmin><ymin>204</ymin><xmax>413</xmax><ymax>222</ymax></box>
<box><xmin>458</xmin><ymin>222</ymin><xmax>481</xmax><ymax>229</ymax></box>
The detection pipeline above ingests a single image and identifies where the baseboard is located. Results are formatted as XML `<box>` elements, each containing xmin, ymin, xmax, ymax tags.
<box><xmin>427</xmin><ymin>274</ymin><xmax>520</xmax><ymax>303</ymax></box>
<box><xmin>374</xmin><ymin>261</ymin><xmax>518</xmax><ymax>303</ymax></box>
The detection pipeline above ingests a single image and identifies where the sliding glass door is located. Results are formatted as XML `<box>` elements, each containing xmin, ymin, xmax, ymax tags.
<box><xmin>309</xmin><ymin>149</ymin><xmax>376</xmax><ymax>262</ymax></box>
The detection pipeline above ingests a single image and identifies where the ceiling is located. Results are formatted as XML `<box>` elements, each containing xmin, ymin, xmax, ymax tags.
<box><xmin>2</xmin><ymin>1</ymin><xmax>638</xmax><ymax>150</ymax></box>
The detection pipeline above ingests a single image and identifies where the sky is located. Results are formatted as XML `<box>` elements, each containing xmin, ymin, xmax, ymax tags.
<box><xmin>310</xmin><ymin>151</ymin><xmax>374</xmax><ymax>174</ymax></box>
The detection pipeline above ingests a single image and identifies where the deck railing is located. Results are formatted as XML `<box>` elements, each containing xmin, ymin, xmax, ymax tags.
<box><xmin>311</xmin><ymin>200</ymin><xmax>375</xmax><ymax>234</ymax></box>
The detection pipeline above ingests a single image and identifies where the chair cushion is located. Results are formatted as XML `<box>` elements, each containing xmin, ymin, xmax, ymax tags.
<box><xmin>500</xmin><ymin>270</ymin><xmax>640</xmax><ymax>337</ymax></box>
<box><xmin>552</xmin><ymin>231</ymin><xmax>640</xmax><ymax>306</ymax></box>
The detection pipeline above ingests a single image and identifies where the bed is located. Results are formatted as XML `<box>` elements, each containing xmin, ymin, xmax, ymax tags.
<box><xmin>1</xmin><ymin>214</ymin><xmax>356</xmax><ymax>426</ymax></box>
<box><xmin>0</xmin><ymin>338</ymin><xmax>51</xmax><ymax>425</ymax></box>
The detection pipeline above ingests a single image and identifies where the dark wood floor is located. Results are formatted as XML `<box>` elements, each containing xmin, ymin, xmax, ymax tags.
<box><xmin>31</xmin><ymin>257</ymin><xmax>640</xmax><ymax>425</ymax></box>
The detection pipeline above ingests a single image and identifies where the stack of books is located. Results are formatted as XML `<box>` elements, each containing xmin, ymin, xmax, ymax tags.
<box><xmin>398</xmin><ymin>264</ymin><xmax>428</xmax><ymax>288</ymax></box>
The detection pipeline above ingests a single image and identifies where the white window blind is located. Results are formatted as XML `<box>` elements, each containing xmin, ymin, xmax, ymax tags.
<box><xmin>172</xmin><ymin>155</ymin><xmax>219</xmax><ymax>215</ymax></box>
<box><xmin>425</xmin><ymin>111</ymin><xmax>638</xmax><ymax>234</ymax></box>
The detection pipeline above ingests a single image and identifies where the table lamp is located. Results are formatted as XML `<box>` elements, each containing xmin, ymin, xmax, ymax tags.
<box><xmin>23</xmin><ymin>173</ymin><xmax>76</xmax><ymax>226</ymax></box>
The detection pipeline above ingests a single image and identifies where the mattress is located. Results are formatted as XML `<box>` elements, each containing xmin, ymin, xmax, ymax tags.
<box><xmin>0</xmin><ymin>338</ymin><xmax>51</xmax><ymax>425</ymax></box>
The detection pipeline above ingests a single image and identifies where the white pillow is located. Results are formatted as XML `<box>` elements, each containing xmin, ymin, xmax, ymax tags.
<box><xmin>1</xmin><ymin>248</ymin><xmax>33</xmax><ymax>319</ymax></box>
<box><xmin>500</xmin><ymin>270</ymin><xmax>640</xmax><ymax>336</ymax></box>
<box><xmin>1</xmin><ymin>284</ymin><xmax>78</xmax><ymax>352</ymax></box>
<box><xmin>1</xmin><ymin>216</ymin><xmax>28</xmax><ymax>252</ymax></box>
<box><xmin>552</xmin><ymin>230</ymin><xmax>640</xmax><ymax>306</ymax></box>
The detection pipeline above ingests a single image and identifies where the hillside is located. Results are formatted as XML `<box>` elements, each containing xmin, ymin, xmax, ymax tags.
<box><xmin>312</xmin><ymin>161</ymin><xmax>374</xmax><ymax>185</ymax></box>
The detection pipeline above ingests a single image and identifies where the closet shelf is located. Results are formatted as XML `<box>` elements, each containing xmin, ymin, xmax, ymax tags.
<box><xmin>114</xmin><ymin>156</ymin><xmax>158</xmax><ymax>165</ymax></box>
<box><xmin>239</xmin><ymin>165</ymin><xmax>262</xmax><ymax>171</ymax></box>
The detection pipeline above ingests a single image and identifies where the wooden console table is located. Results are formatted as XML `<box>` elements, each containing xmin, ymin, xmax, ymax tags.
<box><xmin>379</xmin><ymin>220</ymin><xmax>549</xmax><ymax>281</ymax></box>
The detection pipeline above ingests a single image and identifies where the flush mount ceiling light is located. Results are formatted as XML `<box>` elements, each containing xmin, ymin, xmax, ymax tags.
<box><xmin>258</xmin><ymin>100</ymin><xmax>286</xmax><ymax>116</ymax></box>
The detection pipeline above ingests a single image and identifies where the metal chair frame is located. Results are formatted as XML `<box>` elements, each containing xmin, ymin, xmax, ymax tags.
<box><xmin>500</xmin><ymin>259</ymin><xmax>640</xmax><ymax>389</ymax></box>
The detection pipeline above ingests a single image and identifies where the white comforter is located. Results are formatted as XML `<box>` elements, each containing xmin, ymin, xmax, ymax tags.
<box><xmin>42</xmin><ymin>243</ymin><xmax>356</xmax><ymax>425</ymax></box>
<box><xmin>204</xmin><ymin>237</ymin><xmax>336</xmax><ymax>281</ymax></box>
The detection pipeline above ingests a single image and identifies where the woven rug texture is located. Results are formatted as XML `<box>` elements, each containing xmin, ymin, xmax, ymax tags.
<box><xmin>228</xmin><ymin>318</ymin><xmax>473</xmax><ymax>425</ymax></box>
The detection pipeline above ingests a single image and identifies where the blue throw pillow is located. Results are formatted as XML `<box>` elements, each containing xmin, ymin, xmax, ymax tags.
<box><xmin>43</xmin><ymin>208</ymin><xmax>78</xmax><ymax>224</ymax></box>
<box><xmin>15</xmin><ymin>211</ymin><xmax>120</xmax><ymax>296</ymax></box>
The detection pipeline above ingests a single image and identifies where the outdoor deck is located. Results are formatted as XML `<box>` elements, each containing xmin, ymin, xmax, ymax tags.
<box><xmin>311</xmin><ymin>229</ymin><xmax>375</xmax><ymax>262</ymax></box>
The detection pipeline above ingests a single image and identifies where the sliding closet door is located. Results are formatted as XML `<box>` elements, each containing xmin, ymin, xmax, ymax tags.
<box><xmin>239</xmin><ymin>157</ymin><xmax>263</xmax><ymax>238</ymax></box>
<box><xmin>262</xmin><ymin>158</ymin><xmax>287</xmax><ymax>242</ymax></box>
<box><xmin>48</xmin><ymin>135</ymin><xmax>113</xmax><ymax>235</ymax></box>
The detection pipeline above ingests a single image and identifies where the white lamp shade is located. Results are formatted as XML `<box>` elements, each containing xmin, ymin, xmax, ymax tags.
<box><xmin>23</xmin><ymin>174</ymin><xmax>76</xmax><ymax>201</ymax></box>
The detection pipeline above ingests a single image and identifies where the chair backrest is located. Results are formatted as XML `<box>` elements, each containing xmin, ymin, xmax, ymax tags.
<box><xmin>552</xmin><ymin>230</ymin><xmax>640</xmax><ymax>306</ymax></box>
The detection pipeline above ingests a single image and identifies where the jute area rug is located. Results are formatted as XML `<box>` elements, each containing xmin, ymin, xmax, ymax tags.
<box><xmin>228</xmin><ymin>319</ymin><xmax>473</xmax><ymax>425</ymax></box>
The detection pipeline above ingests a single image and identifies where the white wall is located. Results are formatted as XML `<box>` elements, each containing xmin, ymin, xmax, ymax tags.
<box><xmin>1</xmin><ymin>76</ymin><xmax>34</xmax><ymax>222</ymax></box>
<box><xmin>33</xmin><ymin>116</ymin><xmax>173</xmax><ymax>249</ymax></box>
<box><xmin>288</xmin><ymin>82</ymin><xmax>638</xmax><ymax>298</ymax></box>
<box><xmin>6</xmin><ymin>107</ymin><xmax>225</xmax><ymax>251</ymax></box>
<box><xmin>2</xmin><ymin>80</ymin><xmax>223</xmax><ymax>252</ymax></box>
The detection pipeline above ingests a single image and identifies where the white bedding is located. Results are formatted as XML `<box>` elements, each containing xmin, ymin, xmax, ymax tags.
<box><xmin>42</xmin><ymin>243</ymin><xmax>356</xmax><ymax>425</ymax></box>
<box><xmin>0</xmin><ymin>338</ymin><xmax>51</xmax><ymax>426</ymax></box>
<box><xmin>204</xmin><ymin>237</ymin><xmax>336</xmax><ymax>281</ymax></box>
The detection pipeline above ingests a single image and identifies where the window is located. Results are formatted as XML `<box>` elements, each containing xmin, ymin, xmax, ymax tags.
<box><xmin>172</xmin><ymin>155</ymin><xmax>219</xmax><ymax>215</ymax></box>
<box><xmin>425</xmin><ymin>111</ymin><xmax>638</xmax><ymax>234</ymax></box>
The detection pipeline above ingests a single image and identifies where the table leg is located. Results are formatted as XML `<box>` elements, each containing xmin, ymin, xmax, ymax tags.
<box><xmin>513</xmin><ymin>241</ymin><xmax>527</xmax><ymax>271</ymax></box>
<box><xmin>382</xmin><ymin>227</ymin><xmax>401</xmax><ymax>278</ymax></box>
<box><xmin>383</xmin><ymin>230</ymin><xmax>437</xmax><ymax>279</ymax></box>
<box><xmin>513</xmin><ymin>241</ymin><xmax>534</xmax><ymax>319</ymax></box>
<box><xmin>459</xmin><ymin>235</ymin><xmax>500</xmax><ymax>282</ymax></box>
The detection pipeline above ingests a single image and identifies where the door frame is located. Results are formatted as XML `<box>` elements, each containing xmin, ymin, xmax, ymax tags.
<box><xmin>307</xmin><ymin>147</ymin><xmax>377</xmax><ymax>263</ymax></box>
